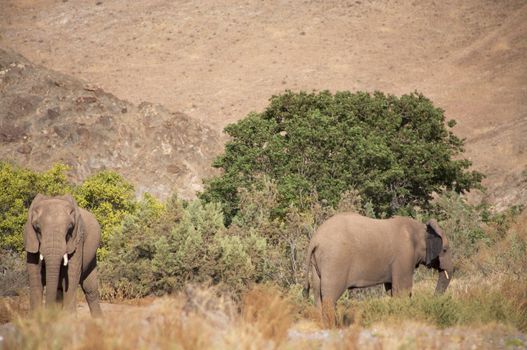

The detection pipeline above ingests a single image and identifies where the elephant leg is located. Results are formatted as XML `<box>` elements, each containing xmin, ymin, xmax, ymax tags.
<box><xmin>63</xmin><ymin>258</ymin><xmax>82</xmax><ymax>313</ymax></box>
<box><xmin>320</xmin><ymin>299</ymin><xmax>336</xmax><ymax>328</ymax></box>
<box><xmin>320</xmin><ymin>274</ymin><xmax>347</xmax><ymax>328</ymax></box>
<box><xmin>26</xmin><ymin>254</ymin><xmax>43</xmax><ymax>311</ymax></box>
<box><xmin>57</xmin><ymin>286</ymin><xmax>64</xmax><ymax>304</ymax></box>
<box><xmin>392</xmin><ymin>284</ymin><xmax>412</xmax><ymax>297</ymax></box>
<box><xmin>81</xmin><ymin>267</ymin><xmax>102</xmax><ymax>317</ymax></box>
<box><xmin>391</xmin><ymin>264</ymin><xmax>414</xmax><ymax>297</ymax></box>
<box><xmin>311</xmin><ymin>264</ymin><xmax>322</xmax><ymax>308</ymax></box>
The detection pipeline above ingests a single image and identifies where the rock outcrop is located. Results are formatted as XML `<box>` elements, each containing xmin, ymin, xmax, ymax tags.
<box><xmin>0</xmin><ymin>48</ymin><xmax>222</xmax><ymax>199</ymax></box>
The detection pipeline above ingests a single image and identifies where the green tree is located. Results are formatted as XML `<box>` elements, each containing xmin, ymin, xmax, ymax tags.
<box><xmin>201</xmin><ymin>90</ymin><xmax>483</xmax><ymax>221</ymax></box>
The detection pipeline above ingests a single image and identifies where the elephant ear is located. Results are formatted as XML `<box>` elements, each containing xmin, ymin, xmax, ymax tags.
<box><xmin>24</xmin><ymin>194</ymin><xmax>45</xmax><ymax>253</ymax></box>
<box><xmin>61</xmin><ymin>195</ymin><xmax>84</xmax><ymax>255</ymax></box>
<box><xmin>426</xmin><ymin>219</ymin><xmax>445</xmax><ymax>266</ymax></box>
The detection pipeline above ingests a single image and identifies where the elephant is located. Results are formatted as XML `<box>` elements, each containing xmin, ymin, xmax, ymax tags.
<box><xmin>303</xmin><ymin>213</ymin><xmax>453</xmax><ymax>324</ymax></box>
<box><xmin>24</xmin><ymin>194</ymin><xmax>102</xmax><ymax>317</ymax></box>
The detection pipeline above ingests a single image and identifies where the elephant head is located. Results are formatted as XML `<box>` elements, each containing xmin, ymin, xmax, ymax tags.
<box><xmin>425</xmin><ymin>219</ymin><xmax>454</xmax><ymax>294</ymax></box>
<box><xmin>24</xmin><ymin>194</ymin><xmax>83</xmax><ymax>306</ymax></box>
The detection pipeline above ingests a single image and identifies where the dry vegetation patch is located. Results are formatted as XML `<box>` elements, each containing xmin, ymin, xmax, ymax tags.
<box><xmin>2</xmin><ymin>282</ymin><xmax>526</xmax><ymax>349</ymax></box>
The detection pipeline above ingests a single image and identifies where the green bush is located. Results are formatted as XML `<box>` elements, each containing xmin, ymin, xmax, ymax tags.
<box><xmin>74</xmin><ymin>170</ymin><xmax>138</xmax><ymax>259</ymax></box>
<box><xmin>226</xmin><ymin>177</ymin><xmax>318</xmax><ymax>287</ymax></box>
<box><xmin>0</xmin><ymin>162</ymin><xmax>72</xmax><ymax>251</ymax></box>
<box><xmin>100</xmin><ymin>183</ymin><xmax>314</xmax><ymax>298</ymax></box>
<box><xmin>429</xmin><ymin>192</ymin><xmax>525</xmax><ymax>272</ymax></box>
<box><xmin>99</xmin><ymin>194</ymin><xmax>171</xmax><ymax>299</ymax></box>
<box><xmin>469</xmin><ymin>208</ymin><xmax>527</xmax><ymax>277</ymax></box>
<box><xmin>0</xmin><ymin>162</ymin><xmax>140</xmax><ymax>258</ymax></box>
<box><xmin>151</xmin><ymin>199</ymin><xmax>224</xmax><ymax>294</ymax></box>
<box><xmin>213</xmin><ymin>232</ymin><xmax>269</xmax><ymax>294</ymax></box>
<box><xmin>430</xmin><ymin>191</ymin><xmax>488</xmax><ymax>266</ymax></box>
<box><xmin>201</xmin><ymin>90</ymin><xmax>483</xmax><ymax>222</ymax></box>
<box><xmin>100</xmin><ymin>196</ymin><xmax>226</xmax><ymax>298</ymax></box>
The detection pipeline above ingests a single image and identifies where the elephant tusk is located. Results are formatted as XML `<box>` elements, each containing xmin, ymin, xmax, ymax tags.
<box><xmin>63</xmin><ymin>253</ymin><xmax>68</xmax><ymax>266</ymax></box>
<box><xmin>444</xmin><ymin>270</ymin><xmax>449</xmax><ymax>280</ymax></box>
<box><xmin>40</xmin><ymin>254</ymin><xmax>43</xmax><ymax>261</ymax></box>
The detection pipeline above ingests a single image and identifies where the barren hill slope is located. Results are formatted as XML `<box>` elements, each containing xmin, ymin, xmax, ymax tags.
<box><xmin>1</xmin><ymin>0</ymin><xmax>526</xmax><ymax>207</ymax></box>
<box><xmin>0</xmin><ymin>48</ymin><xmax>221</xmax><ymax>198</ymax></box>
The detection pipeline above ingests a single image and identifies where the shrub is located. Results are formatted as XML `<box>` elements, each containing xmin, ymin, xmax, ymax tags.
<box><xmin>430</xmin><ymin>191</ymin><xmax>488</xmax><ymax>266</ymax></box>
<box><xmin>75</xmin><ymin>170</ymin><xmax>138</xmax><ymax>259</ymax></box>
<box><xmin>201</xmin><ymin>90</ymin><xmax>483</xmax><ymax>222</ymax></box>
<box><xmin>100</xmin><ymin>185</ymin><xmax>311</xmax><ymax>298</ymax></box>
<box><xmin>0</xmin><ymin>162</ymin><xmax>139</xmax><ymax>256</ymax></box>
<box><xmin>225</xmin><ymin>178</ymin><xmax>319</xmax><ymax>287</ymax></box>
<box><xmin>100</xmin><ymin>196</ymin><xmax>226</xmax><ymax>298</ymax></box>
<box><xmin>0</xmin><ymin>249</ymin><xmax>27</xmax><ymax>297</ymax></box>
<box><xmin>430</xmin><ymin>192</ymin><xmax>525</xmax><ymax>273</ymax></box>
<box><xmin>213</xmin><ymin>232</ymin><xmax>271</xmax><ymax>294</ymax></box>
<box><xmin>469</xmin><ymin>207</ymin><xmax>527</xmax><ymax>277</ymax></box>
<box><xmin>151</xmin><ymin>199</ymin><xmax>224</xmax><ymax>294</ymax></box>
<box><xmin>99</xmin><ymin>194</ymin><xmax>172</xmax><ymax>299</ymax></box>
<box><xmin>0</xmin><ymin>163</ymin><xmax>71</xmax><ymax>251</ymax></box>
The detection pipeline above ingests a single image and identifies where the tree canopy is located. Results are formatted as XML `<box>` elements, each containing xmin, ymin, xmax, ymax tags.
<box><xmin>201</xmin><ymin>90</ymin><xmax>483</xmax><ymax>221</ymax></box>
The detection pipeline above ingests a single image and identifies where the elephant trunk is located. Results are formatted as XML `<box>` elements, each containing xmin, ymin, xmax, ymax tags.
<box><xmin>42</xmin><ymin>250</ymin><xmax>65</xmax><ymax>307</ymax></box>
<box><xmin>434</xmin><ymin>252</ymin><xmax>454</xmax><ymax>295</ymax></box>
<box><xmin>40</xmin><ymin>230</ymin><xmax>68</xmax><ymax>307</ymax></box>
<box><xmin>434</xmin><ymin>269</ymin><xmax>451</xmax><ymax>294</ymax></box>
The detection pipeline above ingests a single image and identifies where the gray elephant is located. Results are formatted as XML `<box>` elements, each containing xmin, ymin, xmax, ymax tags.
<box><xmin>303</xmin><ymin>213</ymin><xmax>453</xmax><ymax>322</ymax></box>
<box><xmin>24</xmin><ymin>194</ymin><xmax>102</xmax><ymax>316</ymax></box>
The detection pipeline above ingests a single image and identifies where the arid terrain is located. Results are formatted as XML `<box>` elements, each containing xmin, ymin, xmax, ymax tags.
<box><xmin>0</xmin><ymin>47</ymin><xmax>221</xmax><ymax>198</ymax></box>
<box><xmin>1</xmin><ymin>0</ymin><xmax>526</xmax><ymax>348</ymax></box>
<box><xmin>1</xmin><ymin>0</ymin><xmax>526</xmax><ymax>207</ymax></box>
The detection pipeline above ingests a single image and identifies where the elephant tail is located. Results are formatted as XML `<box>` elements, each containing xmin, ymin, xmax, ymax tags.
<box><xmin>303</xmin><ymin>241</ymin><xmax>317</xmax><ymax>299</ymax></box>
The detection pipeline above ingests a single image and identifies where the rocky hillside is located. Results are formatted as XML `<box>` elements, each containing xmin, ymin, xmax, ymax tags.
<box><xmin>0</xmin><ymin>48</ymin><xmax>221</xmax><ymax>198</ymax></box>
<box><xmin>1</xmin><ymin>0</ymin><xmax>526</xmax><ymax>208</ymax></box>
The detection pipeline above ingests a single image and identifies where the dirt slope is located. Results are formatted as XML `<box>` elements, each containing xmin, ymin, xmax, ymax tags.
<box><xmin>0</xmin><ymin>48</ymin><xmax>221</xmax><ymax>199</ymax></box>
<box><xmin>1</xmin><ymin>0</ymin><xmax>526</xmax><ymax>207</ymax></box>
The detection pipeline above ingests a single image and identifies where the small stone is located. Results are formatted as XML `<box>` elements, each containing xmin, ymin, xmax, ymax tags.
<box><xmin>47</xmin><ymin>107</ymin><xmax>60</xmax><ymax>119</ymax></box>
<box><xmin>17</xmin><ymin>143</ymin><xmax>32</xmax><ymax>154</ymax></box>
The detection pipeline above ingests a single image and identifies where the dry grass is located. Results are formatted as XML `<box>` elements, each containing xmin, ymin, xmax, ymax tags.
<box><xmin>241</xmin><ymin>284</ymin><xmax>295</xmax><ymax>345</ymax></box>
<box><xmin>1</xmin><ymin>285</ymin><xmax>298</xmax><ymax>350</ymax></box>
<box><xmin>0</xmin><ymin>296</ymin><xmax>28</xmax><ymax>324</ymax></box>
<box><xmin>1</xmin><ymin>282</ymin><xmax>525</xmax><ymax>350</ymax></box>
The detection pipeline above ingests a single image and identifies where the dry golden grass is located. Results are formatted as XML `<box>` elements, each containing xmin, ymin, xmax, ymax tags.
<box><xmin>0</xmin><ymin>296</ymin><xmax>28</xmax><ymax>324</ymax></box>
<box><xmin>1</xmin><ymin>285</ymin><xmax>297</xmax><ymax>350</ymax></box>
<box><xmin>1</xmin><ymin>282</ymin><xmax>525</xmax><ymax>350</ymax></box>
<box><xmin>241</xmin><ymin>284</ymin><xmax>295</xmax><ymax>345</ymax></box>
<box><xmin>1</xmin><ymin>283</ymin><xmax>524</xmax><ymax>349</ymax></box>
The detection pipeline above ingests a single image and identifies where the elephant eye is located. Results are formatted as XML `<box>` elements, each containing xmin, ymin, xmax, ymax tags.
<box><xmin>33</xmin><ymin>223</ymin><xmax>41</xmax><ymax>233</ymax></box>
